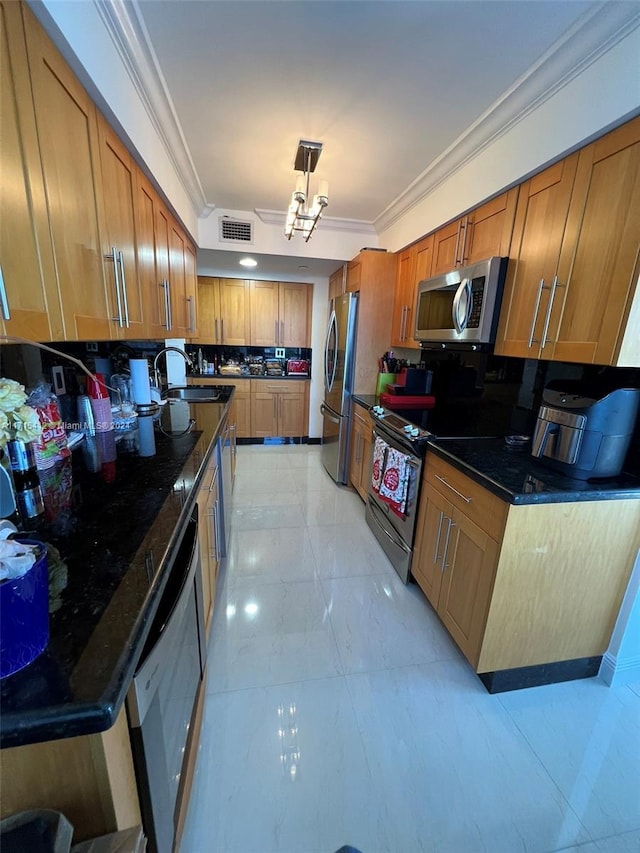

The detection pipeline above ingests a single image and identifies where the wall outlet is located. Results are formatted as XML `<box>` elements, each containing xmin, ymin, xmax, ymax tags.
<box><xmin>275</xmin><ymin>347</ymin><xmax>285</xmax><ymax>359</ymax></box>
<box><xmin>52</xmin><ymin>365</ymin><xmax>66</xmax><ymax>395</ymax></box>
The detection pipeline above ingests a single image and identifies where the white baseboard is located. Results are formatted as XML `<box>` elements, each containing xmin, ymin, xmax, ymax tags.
<box><xmin>599</xmin><ymin>652</ymin><xmax>640</xmax><ymax>687</ymax></box>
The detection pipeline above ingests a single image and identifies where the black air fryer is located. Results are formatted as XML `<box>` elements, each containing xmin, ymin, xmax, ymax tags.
<box><xmin>531</xmin><ymin>385</ymin><xmax>640</xmax><ymax>480</ymax></box>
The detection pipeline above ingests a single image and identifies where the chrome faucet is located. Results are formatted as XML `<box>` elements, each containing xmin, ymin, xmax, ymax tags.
<box><xmin>152</xmin><ymin>346</ymin><xmax>193</xmax><ymax>393</ymax></box>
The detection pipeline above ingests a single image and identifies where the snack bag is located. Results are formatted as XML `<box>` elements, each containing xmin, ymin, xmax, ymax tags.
<box><xmin>27</xmin><ymin>383</ymin><xmax>71</xmax><ymax>470</ymax></box>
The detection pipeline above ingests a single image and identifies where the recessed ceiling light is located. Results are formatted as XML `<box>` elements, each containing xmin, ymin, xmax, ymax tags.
<box><xmin>239</xmin><ymin>257</ymin><xmax>257</xmax><ymax>268</ymax></box>
<box><xmin>297</xmin><ymin>264</ymin><xmax>309</xmax><ymax>270</ymax></box>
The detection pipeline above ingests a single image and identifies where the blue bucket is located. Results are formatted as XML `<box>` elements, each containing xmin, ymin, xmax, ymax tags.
<box><xmin>0</xmin><ymin>539</ymin><xmax>49</xmax><ymax>678</ymax></box>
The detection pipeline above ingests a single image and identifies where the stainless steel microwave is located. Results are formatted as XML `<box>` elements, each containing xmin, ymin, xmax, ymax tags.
<box><xmin>414</xmin><ymin>256</ymin><xmax>508</xmax><ymax>346</ymax></box>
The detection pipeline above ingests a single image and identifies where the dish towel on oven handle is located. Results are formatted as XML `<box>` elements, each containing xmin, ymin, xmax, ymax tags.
<box><xmin>379</xmin><ymin>446</ymin><xmax>411</xmax><ymax>517</ymax></box>
<box><xmin>371</xmin><ymin>437</ymin><xmax>387</xmax><ymax>494</ymax></box>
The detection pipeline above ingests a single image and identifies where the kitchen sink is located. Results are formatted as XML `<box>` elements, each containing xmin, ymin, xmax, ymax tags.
<box><xmin>163</xmin><ymin>386</ymin><xmax>225</xmax><ymax>402</ymax></box>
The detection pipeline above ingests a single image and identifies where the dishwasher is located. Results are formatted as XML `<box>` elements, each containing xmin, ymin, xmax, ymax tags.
<box><xmin>127</xmin><ymin>505</ymin><xmax>206</xmax><ymax>853</ymax></box>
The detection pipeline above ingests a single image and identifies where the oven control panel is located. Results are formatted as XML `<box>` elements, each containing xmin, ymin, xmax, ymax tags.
<box><xmin>370</xmin><ymin>406</ymin><xmax>431</xmax><ymax>443</ymax></box>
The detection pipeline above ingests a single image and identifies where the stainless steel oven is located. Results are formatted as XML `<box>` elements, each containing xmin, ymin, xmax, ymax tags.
<box><xmin>127</xmin><ymin>505</ymin><xmax>205</xmax><ymax>853</ymax></box>
<box><xmin>365</xmin><ymin>409</ymin><xmax>430</xmax><ymax>583</ymax></box>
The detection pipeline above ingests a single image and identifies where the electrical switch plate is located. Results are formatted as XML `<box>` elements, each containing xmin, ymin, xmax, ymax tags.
<box><xmin>52</xmin><ymin>365</ymin><xmax>66</xmax><ymax>395</ymax></box>
<box><xmin>275</xmin><ymin>347</ymin><xmax>285</xmax><ymax>359</ymax></box>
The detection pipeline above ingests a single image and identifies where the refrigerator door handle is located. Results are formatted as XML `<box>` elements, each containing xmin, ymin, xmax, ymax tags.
<box><xmin>320</xmin><ymin>402</ymin><xmax>341</xmax><ymax>425</ymax></box>
<box><xmin>324</xmin><ymin>309</ymin><xmax>338</xmax><ymax>393</ymax></box>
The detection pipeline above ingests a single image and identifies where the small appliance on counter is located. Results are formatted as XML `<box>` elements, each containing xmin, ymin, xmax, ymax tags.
<box><xmin>264</xmin><ymin>359</ymin><xmax>284</xmax><ymax>376</ymax></box>
<box><xmin>286</xmin><ymin>358</ymin><xmax>309</xmax><ymax>376</ymax></box>
<box><xmin>531</xmin><ymin>383</ymin><xmax>640</xmax><ymax>479</ymax></box>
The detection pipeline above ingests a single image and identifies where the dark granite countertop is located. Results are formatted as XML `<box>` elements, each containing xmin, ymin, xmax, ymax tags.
<box><xmin>427</xmin><ymin>437</ymin><xmax>640</xmax><ymax>505</ymax></box>
<box><xmin>352</xmin><ymin>394</ymin><xmax>378</xmax><ymax>409</ymax></box>
<box><xmin>0</xmin><ymin>392</ymin><xmax>232</xmax><ymax>748</ymax></box>
<box><xmin>189</xmin><ymin>373</ymin><xmax>310</xmax><ymax>381</ymax></box>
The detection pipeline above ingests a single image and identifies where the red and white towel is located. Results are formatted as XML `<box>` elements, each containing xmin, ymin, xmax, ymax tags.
<box><xmin>371</xmin><ymin>437</ymin><xmax>386</xmax><ymax>494</ymax></box>
<box><xmin>379</xmin><ymin>446</ymin><xmax>411</xmax><ymax>517</ymax></box>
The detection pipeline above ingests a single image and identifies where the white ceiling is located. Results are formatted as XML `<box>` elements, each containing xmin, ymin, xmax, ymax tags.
<box><xmin>136</xmin><ymin>0</ymin><xmax>596</xmax><ymax>226</ymax></box>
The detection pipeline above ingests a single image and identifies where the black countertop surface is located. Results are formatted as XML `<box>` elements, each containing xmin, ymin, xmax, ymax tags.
<box><xmin>0</xmin><ymin>394</ymin><xmax>231</xmax><ymax>748</ymax></box>
<box><xmin>427</xmin><ymin>437</ymin><xmax>640</xmax><ymax>504</ymax></box>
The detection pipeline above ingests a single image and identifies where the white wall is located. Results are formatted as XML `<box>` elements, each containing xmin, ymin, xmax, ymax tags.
<box><xmin>379</xmin><ymin>25</ymin><xmax>640</xmax><ymax>252</ymax></box>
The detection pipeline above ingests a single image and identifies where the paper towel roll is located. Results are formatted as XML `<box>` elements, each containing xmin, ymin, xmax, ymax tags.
<box><xmin>130</xmin><ymin>359</ymin><xmax>151</xmax><ymax>405</ymax></box>
<box><xmin>137</xmin><ymin>415</ymin><xmax>156</xmax><ymax>457</ymax></box>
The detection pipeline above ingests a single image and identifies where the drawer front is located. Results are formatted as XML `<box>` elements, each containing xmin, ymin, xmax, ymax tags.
<box><xmin>250</xmin><ymin>379</ymin><xmax>307</xmax><ymax>395</ymax></box>
<box><xmin>424</xmin><ymin>454</ymin><xmax>508</xmax><ymax>542</ymax></box>
<box><xmin>352</xmin><ymin>402</ymin><xmax>371</xmax><ymax>430</ymax></box>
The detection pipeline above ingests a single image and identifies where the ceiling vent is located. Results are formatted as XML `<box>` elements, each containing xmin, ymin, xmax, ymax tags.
<box><xmin>219</xmin><ymin>217</ymin><xmax>253</xmax><ymax>243</ymax></box>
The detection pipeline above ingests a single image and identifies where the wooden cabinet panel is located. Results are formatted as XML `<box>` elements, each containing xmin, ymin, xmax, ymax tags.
<box><xmin>184</xmin><ymin>240</ymin><xmax>198</xmax><ymax>338</ymax></box>
<box><xmin>552</xmin><ymin>117</ymin><xmax>640</xmax><ymax>365</ymax></box>
<box><xmin>97</xmin><ymin>115</ymin><xmax>144</xmax><ymax>339</ymax></box>
<box><xmin>495</xmin><ymin>157</ymin><xmax>579</xmax><ymax>359</ymax></box>
<box><xmin>391</xmin><ymin>249</ymin><xmax>416</xmax><ymax>348</ymax></box>
<box><xmin>329</xmin><ymin>265</ymin><xmax>345</xmax><ymax>301</ymax></box>
<box><xmin>279</xmin><ymin>282</ymin><xmax>311</xmax><ymax>347</ymax></box>
<box><xmin>250</xmin><ymin>279</ymin><xmax>279</xmax><ymax>345</ymax></box>
<box><xmin>154</xmin><ymin>202</ymin><xmax>172</xmax><ymax>333</ymax></box>
<box><xmin>437</xmin><ymin>507</ymin><xmax>500</xmax><ymax>668</ymax></box>
<box><xmin>346</xmin><ymin>258</ymin><xmax>361</xmax><ymax>293</ymax></box>
<box><xmin>279</xmin><ymin>391</ymin><xmax>306</xmax><ymax>436</ymax></box>
<box><xmin>0</xmin><ymin>0</ymin><xmax>62</xmax><ymax>341</ymax></box>
<box><xmin>193</xmin><ymin>276</ymin><xmax>220</xmax><ymax>343</ymax></box>
<box><xmin>192</xmin><ymin>377</ymin><xmax>252</xmax><ymax>438</ymax></box>
<box><xmin>411</xmin><ymin>481</ymin><xmax>450</xmax><ymax>607</ymax></box>
<box><xmin>168</xmin><ymin>221</ymin><xmax>188</xmax><ymax>335</ymax></box>
<box><xmin>431</xmin><ymin>219</ymin><xmax>462</xmax><ymax>276</ymax></box>
<box><xmin>250</xmin><ymin>379</ymin><xmax>308</xmax><ymax>438</ymax></box>
<box><xmin>463</xmin><ymin>188</ymin><xmax>518</xmax><ymax>265</ymax></box>
<box><xmin>251</xmin><ymin>389</ymin><xmax>278</xmax><ymax>437</ymax></box>
<box><xmin>23</xmin><ymin>3</ymin><xmax>111</xmax><ymax>340</ymax></box>
<box><xmin>218</xmin><ymin>278</ymin><xmax>251</xmax><ymax>345</ymax></box>
<box><xmin>135</xmin><ymin>172</ymin><xmax>167</xmax><ymax>339</ymax></box>
<box><xmin>348</xmin><ymin>404</ymin><xmax>373</xmax><ymax>501</ymax></box>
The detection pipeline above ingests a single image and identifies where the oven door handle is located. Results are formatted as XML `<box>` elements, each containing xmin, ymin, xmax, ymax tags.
<box><xmin>367</xmin><ymin>497</ymin><xmax>411</xmax><ymax>553</ymax></box>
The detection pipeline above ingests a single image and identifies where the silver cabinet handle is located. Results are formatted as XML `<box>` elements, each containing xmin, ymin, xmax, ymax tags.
<box><xmin>441</xmin><ymin>518</ymin><xmax>456</xmax><ymax>571</ymax></box>
<box><xmin>528</xmin><ymin>278</ymin><xmax>546</xmax><ymax>348</ymax></box>
<box><xmin>399</xmin><ymin>305</ymin><xmax>406</xmax><ymax>342</ymax></box>
<box><xmin>275</xmin><ymin>320</ymin><xmax>278</xmax><ymax>344</ymax></box>
<box><xmin>215</xmin><ymin>317</ymin><xmax>219</xmax><ymax>343</ymax></box>
<box><xmin>433</xmin><ymin>510</ymin><xmax>445</xmax><ymax>563</ymax></box>
<box><xmin>105</xmin><ymin>247</ymin><xmax>124</xmax><ymax>326</ymax></box>
<box><xmin>356</xmin><ymin>431</ymin><xmax>362</xmax><ymax>464</ymax></box>
<box><xmin>541</xmin><ymin>275</ymin><xmax>563</xmax><ymax>349</ymax></box>
<box><xmin>188</xmin><ymin>295</ymin><xmax>195</xmax><ymax>334</ymax></box>
<box><xmin>281</xmin><ymin>320</ymin><xmax>285</xmax><ymax>346</ymax></box>
<box><xmin>160</xmin><ymin>280</ymin><xmax>170</xmax><ymax>330</ymax></box>
<box><xmin>435</xmin><ymin>474</ymin><xmax>472</xmax><ymax>503</ymax></box>
<box><xmin>453</xmin><ymin>220</ymin><xmax>463</xmax><ymax>267</ymax></box>
<box><xmin>273</xmin><ymin>395</ymin><xmax>277</xmax><ymax>422</ymax></box>
<box><xmin>118</xmin><ymin>250</ymin><xmax>130</xmax><ymax>328</ymax></box>
<box><xmin>460</xmin><ymin>215</ymin><xmax>470</xmax><ymax>264</ymax></box>
<box><xmin>0</xmin><ymin>265</ymin><xmax>11</xmax><ymax>321</ymax></box>
<box><xmin>221</xmin><ymin>317</ymin><xmax>225</xmax><ymax>343</ymax></box>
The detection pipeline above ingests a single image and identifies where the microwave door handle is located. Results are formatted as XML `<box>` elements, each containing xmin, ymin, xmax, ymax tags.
<box><xmin>452</xmin><ymin>278</ymin><xmax>471</xmax><ymax>333</ymax></box>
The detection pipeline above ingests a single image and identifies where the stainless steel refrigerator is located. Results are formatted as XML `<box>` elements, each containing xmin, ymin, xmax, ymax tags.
<box><xmin>321</xmin><ymin>291</ymin><xmax>358</xmax><ymax>483</ymax></box>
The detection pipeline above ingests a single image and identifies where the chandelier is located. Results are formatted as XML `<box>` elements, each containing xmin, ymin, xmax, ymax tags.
<box><xmin>284</xmin><ymin>140</ymin><xmax>329</xmax><ymax>242</ymax></box>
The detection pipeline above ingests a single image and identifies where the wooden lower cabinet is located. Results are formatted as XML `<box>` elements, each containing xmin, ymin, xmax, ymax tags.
<box><xmin>349</xmin><ymin>403</ymin><xmax>373</xmax><ymax>501</ymax></box>
<box><xmin>250</xmin><ymin>380</ymin><xmax>308</xmax><ymax>438</ymax></box>
<box><xmin>196</xmin><ymin>453</ymin><xmax>220</xmax><ymax>638</ymax></box>
<box><xmin>189</xmin><ymin>377</ymin><xmax>251</xmax><ymax>438</ymax></box>
<box><xmin>0</xmin><ymin>706</ymin><xmax>141</xmax><ymax>842</ymax></box>
<box><xmin>413</xmin><ymin>454</ymin><xmax>640</xmax><ymax>673</ymax></box>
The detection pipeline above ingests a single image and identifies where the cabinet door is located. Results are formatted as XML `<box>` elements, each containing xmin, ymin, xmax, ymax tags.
<box><xmin>233</xmin><ymin>390</ymin><xmax>251</xmax><ymax>438</ymax></box>
<box><xmin>462</xmin><ymin>189</ymin><xmax>518</xmax><ymax>265</ymax></box>
<box><xmin>278</xmin><ymin>391</ymin><xmax>306</xmax><ymax>437</ymax></box>
<box><xmin>251</xmin><ymin>390</ymin><xmax>277</xmax><ymax>437</ymax></box>
<box><xmin>358</xmin><ymin>422</ymin><xmax>373</xmax><ymax>501</ymax></box>
<box><xmin>168</xmin><ymin>221</ymin><xmax>188</xmax><ymax>335</ymax></box>
<box><xmin>431</xmin><ymin>219</ymin><xmax>463</xmax><ymax>276</ymax></box>
<box><xmin>346</xmin><ymin>258</ymin><xmax>361</xmax><ymax>292</ymax></box>
<box><xmin>97</xmin><ymin>115</ymin><xmax>144</xmax><ymax>339</ymax></box>
<box><xmin>279</xmin><ymin>282</ymin><xmax>310</xmax><ymax>347</ymax></box>
<box><xmin>184</xmin><ymin>240</ymin><xmax>198</xmax><ymax>338</ymax></box>
<box><xmin>0</xmin><ymin>0</ymin><xmax>62</xmax><ymax>340</ymax></box>
<box><xmin>494</xmin><ymin>157</ymin><xmax>578</xmax><ymax>359</ymax></box>
<box><xmin>552</xmin><ymin>117</ymin><xmax>640</xmax><ymax>365</ymax></box>
<box><xmin>411</xmin><ymin>484</ymin><xmax>451</xmax><ymax>608</ymax></box>
<box><xmin>437</xmin><ymin>506</ymin><xmax>500</xmax><ymax>668</ymax></box>
<box><xmin>23</xmin><ymin>4</ymin><xmax>111</xmax><ymax>340</ymax></box>
<box><xmin>349</xmin><ymin>417</ymin><xmax>364</xmax><ymax>495</ymax></box>
<box><xmin>219</xmin><ymin>278</ymin><xmax>250</xmax><ymax>345</ymax></box>
<box><xmin>206</xmin><ymin>467</ymin><xmax>221</xmax><ymax>614</ymax></box>
<box><xmin>154</xmin><ymin>202</ymin><xmax>172</xmax><ymax>333</ymax></box>
<box><xmin>194</xmin><ymin>276</ymin><xmax>220</xmax><ymax>343</ymax></box>
<box><xmin>135</xmin><ymin>173</ymin><xmax>166</xmax><ymax>339</ymax></box>
<box><xmin>391</xmin><ymin>249</ymin><xmax>416</xmax><ymax>348</ymax></box>
<box><xmin>250</xmin><ymin>280</ymin><xmax>278</xmax><ymax>345</ymax></box>
<box><xmin>328</xmin><ymin>266</ymin><xmax>345</xmax><ymax>301</ymax></box>
<box><xmin>196</xmin><ymin>484</ymin><xmax>213</xmax><ymax>636</ymax></box>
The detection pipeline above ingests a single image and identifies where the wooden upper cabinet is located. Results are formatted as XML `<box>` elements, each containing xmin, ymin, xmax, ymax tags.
<box><xmin>328</xmin><ymin>265</ymin><xmax>345</xmax><ymax>301</ymax></box>
<box><xmin>279</xmin><ymin>282</ymin><xmax>311</xmax><ymax>347</ymax></box>
<box><xmin>168</xmin><ymin>219</ymin><xmax>198</xmax><ymax>338</ymax></box>
<box><xmin>97</xmin><ymin>114</ymin><xmax>145</xmax><ymax>339</ymax></box>
<box><xmin>193</xmin><ymin>276</ymin><xmax>219</xmax><ymax>343</ymax></box>
<box><xmin>0</xmin><ymin>0</ymin><xmax>62</xmax><ymax>341</ymax></box>
<box><xmin>496</xmin><ymin>115</ymin><xmax>640</xmax><ymax>367</ymax></box>
<box><xmin>551</xmin><ymin>117</ymin><xmax>640</xmax><ymax>366</ymax></box>
<box><xmin>135</xmin><ymin>172</ymin><xmax>167</xmax><ymax>338</ymax></box>
<box><xmin>249</xmin><ymin>280</ymin><xmax>311</xmax><ymax>347</ymax></box>
<box><xmin>494</xmin><ymin>156</ymin><xmax>579</xmax><ymax>359</ymax></box>
<box><xmin>184</xmin><ymin>239</ymin><xmax>198</xmax><ymax>338</ymax></box>
<box><xmin>431</xmin><ymin>189</ymin><xmax>518</xmax><ymax>276</ymax></box>
<box><xmin>22</xmin><ymin>4</ymin><xmax>111</xmax><ymax>340</ymax></box>
<box><xmin>250</xmin><ymin>280</ymin><xmax>279</xmax><ymax>345</ymax></box>
<box><xmin>219</xmin><ymin>278</ymin><xmax>251</xmax><ymax>345</ymax></box>
<box><xmin>391</xmin><ymin>234</ymin><xmax>434</xmax><ymax>349</ymax></box>
<box><xmin>345</xmin><ymin>258</ymin><xmax>361</xmax><ymax>292</ymax></box>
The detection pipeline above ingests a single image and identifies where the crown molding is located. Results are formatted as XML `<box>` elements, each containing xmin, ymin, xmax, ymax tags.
<box><xmin>375</xmin><ymin>2</ymin><xmax>640</xmax><ymax>234</ymax></box>
<box><xmin>93</xmin><ymin>0</ymin><xmax>209</xmax><ymax>216</ymax></box>
<box><xmin>255</xmin><ymin>209</ymin><xmax>377</xmax><ymax>235</ymax></box>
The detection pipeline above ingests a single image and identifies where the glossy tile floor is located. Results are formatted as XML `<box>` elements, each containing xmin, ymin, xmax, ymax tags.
<box><xmin>180</xmin><ymin>445</ymin><xmax>640</xmax><ymax>853</ymax></box>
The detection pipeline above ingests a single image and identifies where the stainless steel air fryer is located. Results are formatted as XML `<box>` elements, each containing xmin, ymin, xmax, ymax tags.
<box><xmin>531</xmin><ymin>386</ymin><xmax>640</xmax><ymax>479</ymax></box>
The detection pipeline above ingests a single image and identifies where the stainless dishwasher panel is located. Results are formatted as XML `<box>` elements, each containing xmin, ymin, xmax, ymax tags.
<box><xmin>127</xmin><ymin>509</ymin><xmax>204</xmax><ymax>853</ymax></box>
